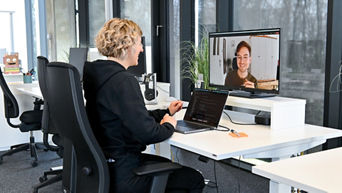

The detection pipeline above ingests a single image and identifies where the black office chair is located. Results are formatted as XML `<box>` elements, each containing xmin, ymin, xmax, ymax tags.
<box><xmin>44</xmin><ymin>62</ymin><xmax>181</xmax><ymax>193</ymax></box>
<box><xmin>0</xmin><ymin>68</ymin><xmax>43</xmax><ymax>167</ymax></box>
<box><xmin>37</xmin><ymin>56</ymin><xmax>62</xmax><ymax>153</ymax></box>
<box><xmin>32</xmin><ymin>56</ymin><xmax>63</xmax><ymax>193</ymax></box>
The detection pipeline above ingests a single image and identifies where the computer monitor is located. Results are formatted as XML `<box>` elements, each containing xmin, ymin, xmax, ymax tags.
<box><xmin>127</xmin><ymin>36</ymin><xmax>146</xmax><ymax>77</ymax></box>
<box><xmin>209</xmin><ymin>28</ymin><xmax>280</xmax><ymax>98</ymax></box>
<box><xmin>69</xmin><ymin>47</ymin><xmax>88</xmax><ymax>80</ymax></box>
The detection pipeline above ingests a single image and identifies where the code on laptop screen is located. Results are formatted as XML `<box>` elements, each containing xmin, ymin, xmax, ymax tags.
<box><xmin>184</xmin><ymin>90</ymin><xmax>228</xmax><ymax>127</ymax></box>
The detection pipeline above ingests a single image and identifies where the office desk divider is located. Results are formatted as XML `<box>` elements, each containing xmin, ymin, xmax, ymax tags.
<box><xmin>226</xmin><ymin>96</ymin><xmax>306</xmax><ymax>130</ymax></box>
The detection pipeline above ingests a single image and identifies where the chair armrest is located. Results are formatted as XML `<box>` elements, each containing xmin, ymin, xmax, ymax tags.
<box><xmin>133</xmin><ymin>162</ymin><xmax>182</xmax><ymax>176</ymax></box>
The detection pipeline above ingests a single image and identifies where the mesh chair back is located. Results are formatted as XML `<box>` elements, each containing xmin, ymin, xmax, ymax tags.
<box><xmin>45</xmin><ymin>62</ymin><xmax>109</xmax><ymax>193</ymax></box>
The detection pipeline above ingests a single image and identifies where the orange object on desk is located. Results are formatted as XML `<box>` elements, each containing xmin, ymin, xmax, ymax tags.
<box><xmin>229</xmin><ymin>132</ymin><xmax>248</xmax><ymax>138</ymax></box>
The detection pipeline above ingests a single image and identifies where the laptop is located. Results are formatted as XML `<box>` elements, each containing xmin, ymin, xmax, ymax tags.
<box><xmin>175</xmin><ymin>89</ymin><xmax>228</xmax><ymax>134</ymax></box>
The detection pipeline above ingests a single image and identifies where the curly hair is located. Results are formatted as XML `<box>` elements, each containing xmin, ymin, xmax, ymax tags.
<box><xmin>95</xmin><ymin>18</ymin><xmax>142</xmax><ymax>58</ymax></box>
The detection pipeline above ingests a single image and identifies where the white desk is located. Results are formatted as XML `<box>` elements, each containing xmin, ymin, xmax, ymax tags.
<box><xmin>167</xmin><ymin>110</ymin><xmax>342</xmax><ymax>193</ymax></box>
<box><xmin>15</xmin><ymin>82</ymin><xmax>172</xmax><ymax>106</ymax></box>
<box><xmin>15</xmin><ymin>83</ymin><xmax>42</xmax><ymax>99</ymax></box>
<box><xmin>14</xmin><ymin>83</ymin><xmax>342</xmax><ymax>193</ymax></box>
<box><xmin>252</xmin><ymin>147</ymin><xmax>342</xmax><ymax>193</ymax></box>
<box><xmin>169</xmin><ymin>110</ymin><xmax>342</xmax><ymax>161</ymax></box>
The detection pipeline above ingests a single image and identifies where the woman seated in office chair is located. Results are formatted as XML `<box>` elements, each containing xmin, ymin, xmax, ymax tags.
<box><xmin>83</xmin><ymin>18</ymin><xmax>205</xmax><ymax>193</ymax></box>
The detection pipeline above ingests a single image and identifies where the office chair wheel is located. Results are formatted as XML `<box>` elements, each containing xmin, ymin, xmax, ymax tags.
<box><xmin>33</xmin><ymin>188</ymin><xmax>38</xmax><ymax>193</ymax></box>
<box><xmin>0</xmin><ymin>158</ymin><xmax>2</xmax><ymax>165</ymax></box>
<box><xmin>31</xmin><ymin>160</ymin><xmax>38</xmax><ymax>167</ymax></box>
<box><xmin>39</xmin><ymin>175</ymin><xmax>47</xmax><ymax>183</ymax></box>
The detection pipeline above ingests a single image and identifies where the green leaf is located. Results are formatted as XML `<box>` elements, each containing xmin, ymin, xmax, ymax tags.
<box><xmin>181</xmin><ymin>30</ymin><xmax>209</xmax><ymax>89</ymax></box>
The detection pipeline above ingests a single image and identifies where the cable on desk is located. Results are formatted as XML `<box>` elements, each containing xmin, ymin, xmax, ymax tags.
<box><xmin>223</xmin><ymin>110</ymin><xmax>257</xmax><ymax>125</ymax></box>
<box><xmin>217</xmin><ymin>125</ymin><xmax>231</xmax><ymax>132</ymax></box>
<box><xmin>255</xmin><ymin>110</ymin><xmax>262</xmax><ymax>116</ymax></box>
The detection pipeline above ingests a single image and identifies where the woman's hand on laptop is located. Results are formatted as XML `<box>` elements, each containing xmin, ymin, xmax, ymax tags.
<box><xmin>160</xmin><ymin>114</ymin><xmax>177</xmax><ymax>128</ymax></box>
<box><xmin>168</xmin><ymin>100</ymin><xmax>183</xmax><ymax>115</ymax></box>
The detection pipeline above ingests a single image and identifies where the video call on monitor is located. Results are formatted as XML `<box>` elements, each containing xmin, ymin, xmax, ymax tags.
<box><xmin>209</xmin><ymin>28</ymin><xmax>280</xmax><ymax>94</ymax></box>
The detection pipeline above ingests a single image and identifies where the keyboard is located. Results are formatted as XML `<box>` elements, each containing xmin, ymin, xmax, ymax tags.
<box><xmin>177</xmin><ymin>120</ymin><xmax>208</xmax><ymax>129</ymax></box>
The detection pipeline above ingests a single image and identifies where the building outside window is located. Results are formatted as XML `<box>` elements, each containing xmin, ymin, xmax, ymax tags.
<box><xmin>88</xmin><ymin>0</ymin><xmax>105</xmax><ymax>47</ymax></box>
<box><xmin>120</xmin><ymin>0</ymin><xmax>152</xmax><ymax>73</ymax></box>
<box><xmin>196</xmin><ymin>0</ymin><xmax>216</xmax><ymax>45</ymax></box>
<box><xmin>45</xmin><ymin>0</ymin><xmax>76</xmax><ymax>62</ymax></box>
<box><xmin>233</xmin><ymin>0</ymin><xmax>327</xmax><ymax>126</ymax></box>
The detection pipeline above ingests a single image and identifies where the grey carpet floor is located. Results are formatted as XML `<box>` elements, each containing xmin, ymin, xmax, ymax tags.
<box><xmin>0</xmin><ymin>149</ymin><xmax>63</xmax><ymax>193</ymax></box>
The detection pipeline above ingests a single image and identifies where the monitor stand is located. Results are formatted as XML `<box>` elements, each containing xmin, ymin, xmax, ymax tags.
<box><xmin>229</xmin><ymin>90</ymin><xmax>277</xmax><ymax>98</ymax></box>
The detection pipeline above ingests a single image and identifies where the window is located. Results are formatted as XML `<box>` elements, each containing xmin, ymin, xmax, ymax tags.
<box><xmin>88</xmin><ymin>0</ymin><xmax>105</xmax><ymax>47</ymax></box>
<box><xmin>120</xmin><ymin>0</ymin><xmax>152</xmax><ymax>73</ymax></box>
<box><xmin>120</xmin><ymin>0</ymin><xmax>152</xmax><ymax>46</ymax></box>
<box><xmin>195</xmin><ymin>0</ymin><xmax>216</xmax><ymax>45</ymax></box>
<box><xmin>45</xmin><ymin>0</ymin><xmax>76</xmax><ymax>62</ymax></box>
<box><xmin>233</xmin><ymin>0</ymin><xmax>328</xmax><ymax>125</ymax></box>
<box><xmin>0</xmin><ymin>0</ymin><xmax>28</xmax><ymax>72</ymax></box>
<box><xmin>169</xmin><ymin>0</ymin><xmax>181</xmax><ymax>98</ymax></box>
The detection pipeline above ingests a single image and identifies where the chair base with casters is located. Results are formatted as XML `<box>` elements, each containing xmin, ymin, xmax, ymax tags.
<box><xmin>0</xmin><ymin>130</ymin><xmax>45</xmax><ymax>167</ymax></box>
<box><xmin>32</xmin><ymin>133</ymin><xmax>64</xmax><ymax>193</ymax></box>
<box><xmin>32</xmin><ymin>166</ymin><xmax>63</xmax><ymax>193</ymax></box>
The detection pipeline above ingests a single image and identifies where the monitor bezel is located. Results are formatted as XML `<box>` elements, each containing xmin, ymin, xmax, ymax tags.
<box><xmin>208</xmin><ymin>28</ymin><xmax>281</xmax><ymax>95</ymax></box>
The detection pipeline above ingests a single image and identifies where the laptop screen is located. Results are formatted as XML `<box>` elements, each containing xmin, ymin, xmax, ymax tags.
<box><xmin>184</xmin><ymin>89</ymin><xmax>228</xmax><ymax>127</ymax></box>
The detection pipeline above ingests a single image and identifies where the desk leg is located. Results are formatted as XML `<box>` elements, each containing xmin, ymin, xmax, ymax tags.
<box><xmin>157</xmin><ymin>141</ymin><xmax>171</xmax><ymax>159</ymax></box>
<box><xmin>270</xmin><ymin>181</ymin><xmax>291</xmax><ymax>193</ymax></box>
<box><xmin>269</xmin><ymin>157</ymin><xmax>291</xmax><ymax>193</ymax></box>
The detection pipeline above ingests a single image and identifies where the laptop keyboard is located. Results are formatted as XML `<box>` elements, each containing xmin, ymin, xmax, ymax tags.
<box><xmin>177</xmin><ymin>121</ymin><xmax>208</xmax><ymax>129</ymax></box>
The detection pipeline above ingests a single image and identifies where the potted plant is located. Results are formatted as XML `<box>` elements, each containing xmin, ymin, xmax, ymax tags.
<box><xmin>181</xmin><ymin>35</ymin><xmax>209</xmax><ymax>89</ymax></box>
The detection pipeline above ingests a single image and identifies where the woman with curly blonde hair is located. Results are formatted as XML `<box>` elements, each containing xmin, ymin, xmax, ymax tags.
<box><xmin>83</xmin><ymin>18</ymin><xmax>204</xmax><ymax>193</ymax></box>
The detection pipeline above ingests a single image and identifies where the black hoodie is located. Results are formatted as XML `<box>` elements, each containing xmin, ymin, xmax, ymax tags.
<box><xmin>83</xmin><ymin>60</ymin><xmax>174</xmax><ymax>157</ymax></box>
